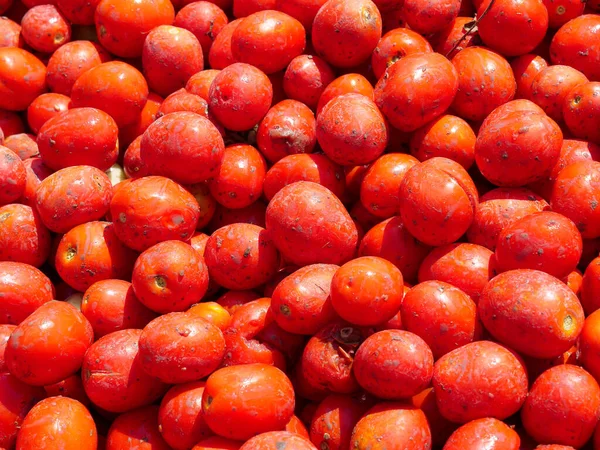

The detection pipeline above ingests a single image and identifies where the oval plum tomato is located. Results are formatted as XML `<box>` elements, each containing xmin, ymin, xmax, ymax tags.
<box><xmin>477</xmin><ymin>0</ymin><xmax>549</xmax><ymax>57</ymax></box>
<box><xmin>451</xmin><ymin>47</ymin><xmax>516</xmax><ymax>122</ymax></box>
<box><xmin>82</xmin><ymin>329</ymin><xmax>168</xmax><ymax>413</ymax></box>
<box><xmin>317</xmin><ymin>93</ymin><xmax>388</xmax><ymax>166</ymax></box>
<box><xmin>26</xmin><ymin>93</ymin><xmax>70</xmax><ymax>135</ymax></box>
<box><xmin>330</xmin><ymin>256</ymin><xmax>404</xmax><ymax>327</ymax></box>
<box><xmin>401</xmin><ymin>280</ymin><xmax>480</xmax><ymax>358</ymax></box>
<box><xmin>94</xmin><ymin>0</ymin><xmax>174</xmax><ymax>58</ymax></box>
<box><xmin>580</xmin><ymin>309</ymin><xmax>600</xmax><ymax>383</ymax></box>
<box><xmin>311</xmin><ymin>0</ymin><xmax>381</xmax><ymax>69</ymax></box>
<box><xmin>429</xmin><ymin>17</ymin><xmax>480</xmax><ymax>58</ymax></box>
<box><xmin>374</xmin><ymin>52</ymin><xmax>458</xmax><ymax>132</ymax></box>
<box><xmin>16</xmin><ymin>397</ymin><xmax>96</xmax><ymax>450</ymax></box>
<box><xmin>475</xmin><ymin>110</ymin><xmax>563</xmax><ymax>186</ymax></box>
<box><xmin>142</xmin><ymin>25</ymin><xmax>204</xmax><ymax>97</ymax></box>
<box><xmin>159</xmin><ymin>382</ymin><xmax>213</xmax><ymax>450</ymax></box>
<box><xmin>443</xmin><ymin>418</ymin><xmax>520</xmax><ymax>450</ymax></box>
<box><xmin>231</xmin><ymin>10</ymin><xmax>305</xmax><ymax>75</ymax></box>
<box><xmin>522</xmin><ymin>365</ymin><xmax>600</xmax><ymax>447</ymax></box>
<box><xmin>55</xmin><ymin>0</ymin><xmax>100</xmax><ymax>24</ymax></box>
<box><xmin>0</xmin><ymin>373</ymin><xmax>44</xmax><ymax>449</ymax></box>
<box><xmin>271</xmin><ymin>264</ymin><xmax>338</xmax><ymax>335</ymax></box>
<box><xmin>316</xmin><ymin>73</ymin><xmax>374</xmax><ymax>116</ymax></box>
<box><xmin>0</xmin><ymin>204</ymin><xmax>50</xmax><ymax>268</ymax></box>
<box><xmin>21</xmin><ymin>5</ymin><xmax>71</xmax><ymax>54</ymax></box>
<box><xmin>0</xmin><ymin>262</ymin><xmax>54</xmax><ymax>325</ymax></box>
<box><xmin>0</xmin><ymin>146</ymin><xmax>25</xmax><ymax>206</ymax></box>
<box><xmin>208</xmin><ymin>18</ymin><xmax>243</xmax><ymax>70</ymax></box>
<box><xmin>354</xmin><ymin>330</ymin><xmax>433</xmax><ymax>399</ymax></box>
<box><xmin>81</xmin><ymin>279</ymin><xmax>156</xmax><ymax>338</ymax></box>
<box><xmin>563</xmin><ymin>82</ymin><xmax>600</xmax><ymax>144</ymax></box>
<box><xmin>174</xmin><ymin>2</ymin><xmax>228</xmax><ymax>60</ymax></box>
<box><xmin>209</xmin><ymin>63</ymin><xmax>273</xmax><ymax>132</ymax></box>
<box><xmin>582</xmin><ymin>257</ymin><xmax>600</xmax><ymax>315</ymax></box>
<box><xmin>282</xmin><ymin>55</ymin><xmax>335</xmax><ymax>110</ymax></box>
<box><xmin>371</xmin><ymin>28</ymin><xmax>432</xmax><ymax>80</ymax></box>
<box><xmin>240</xmin><ymin>431</ymin><xmax>316</xmax><ymax>450</ymax></box>
<box><xmin>0</xmin><ymin>48</ymin><xmax>46</xmax><ymax>111</ymax></box>
<box><xmin>433</xmin><ymin>341</ymin><xmax>528</xmax><ymax>423</ymax></box>
<box><xmin>138</xmin><ymin>312</ymin><xmax>225</xmax><ymax>384</ymax></box>
<box><xmin>511</xmin><ymin>53</ymin><xmax>549</xmax><ymax>100</ymax></box>
<box><xmin>208</xmin><ymin>144</ymin><xmax>266</xmax><ymax>209</ymax></box>
<box><xmin>266</xmin><ymin>181</ymin><xmax>358</xmax><ymax>266</ymax></box>
<box><xmin>418</xmin><ymin>243</ymin><xmax>493</xmax><ymax>303</ymax></box>
<box><xmin>256</xmin><ymin>99</ymin><xmax>317</xmax><ymax>164</ymax></box>
<box><xmin>0</xmin><ymin>17</ymin><xmax>22</xmax><ymax>48</ymax></box>
<box><xmin>202</xmin><ymin>363</ymin><xmax>295</xmax><ymax>441</ymax></box>
<box><xmin>263</xmin><ymin>154</ymin><xmax>345</xmax><ymax>202</ymax></box>
<box><xmin>551</xmin><ymin>160</ymin><xmax>600</xmax><ymax>238</ymax></box>
<box><xmin>186</xmin><ymin>70</ymin><xmax>221</xmax><ymax>101</ymax></box>
<box><xmin>550</xmin><ymin>15</ymin><xmax>600</xmax><ymax>81</ymax></box>
<box><xmin>106</xmin><ymin>405</ymin><xmax>170</xmax><ymax>450</ymax></box>
<box><xmin>71</xmin><ymin>61</ymin><xmax>149</xmax><ymax>128</ymax></box>
<box><xmin>403</xmin><ymin>0</ymin><xmax>460</xmax><ymax>34</ymax></box>
<box><xmin>479</xmin><ymin>269</ymin><xmax>584</xmax><ymax>358</ymax></box>
<box><xmin>140</xmin><ymin>111</ymin><xmax>224</xmax><ymax>185</ymax></box>
<box><xmin>5</xmin><ymin>301</ymin><xmax>93</xmax><ymax>386</ymax></box>
<box><xmin>110</xmin><ymin>176</ymin><xmax>200</xmax><ymax>252</ymax></box>
<box><xmin>350</xmin><ymin>403</ymin><xmax>432</xmax><ymax>450</ymax></box>
<box><xmin>193</xmin><ymin>436</ymin><xmax>242</xmax><ymax>450</ymax></box>
<box><xmin>208</xmin><ymin>201</ymin><xmax>267</xmax><ymax>232</ymax></box>
<box><xmin>531</xmin><ymin>65</ymin><xmax>589</xmax><ymax>122</ymax></box>
<box><xmin>35</xmin><ymin>165</ymin><xmax>112</xmax><ymax>233</ymax></box>
<box><xmin>398</xmin><ymin>158</ymin><xmax>477</xmax><ymax>246</ymax></box>
<box><xmin>37</xmin><ymin>108</ymin><xmax>119</xmax><ymax>172</ymax></box>
<box><xmin>204</xmin><ymin>223</ymin><xmax>279</xmax><ymax>290</ymax></box>
<box><xmin>410</xmin><ymin>388</ymin><xmax>457</xmax><ymax>447</ymax></box>
<box><xmin>56</xmin><ymin>221</ymin><xmax>138</xmax><ymax>292</ymax></box>
<box><xmin>495</xmin><ymin>211</ymin><xmax>582</xmax><ymax>278</ymax></box>
<box><xmin>157</xmin><ymin>90</ymin><xmax>209</xmax><ymax>118</ymax></box>
<box><xmin>187</xmin><ymin>302</ymin><xmax>231</xmax><ymax>331</ymax></box>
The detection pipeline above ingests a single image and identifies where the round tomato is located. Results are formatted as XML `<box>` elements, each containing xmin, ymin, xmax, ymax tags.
<box><xmin>0</xmin><ymin>204</ymin><xmax>51</xmax><ymax>267</ymax></box>
<box><xmin>106</xmin><ymin>405</ymin><xmax>170</xmax><ymax>450</ymax></box>
<box><xmin>21</xmin><ymin>5</ymin><xmax>71</xmax><ymax>53</ymax></box>
<box><xmin>283</xmin><ymin>55</ymin><xmax>335</xmax><ymax>109</ymax></box>
<box><xmin>563</xmin><ymin>82</ymin><xmax>600</xmax><ymax>144</ymax></box>
<box><xmin>443</xmin><ymin>418</ymin><xmax>520</xmax><ymax>450</ymax></box>
<box><xmin>550</xmin><ymin>15</ymin><xmax>600</xmax><ymax>81</ymax></box>
<box><xmin>174</xmin><ymin>3</ymin><xmax>228</xmax><ymax>60</ymax></box>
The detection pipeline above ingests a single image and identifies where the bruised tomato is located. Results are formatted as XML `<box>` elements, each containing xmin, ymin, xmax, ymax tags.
<box><xmin>443</xmin><ymin>418</ymin><xmax>520</xmax><ymax>450</ymax></box>
<box><xmin>0</xmin><ymin>48</ymin><xmax>47</xmax><ymax>111</ymax></box>
<box><xmin>106</xmin><ymin>405</ymin><xmax>170</xmax><ymax>450</ymax></box>
<box><xmin>0</xmin><ymin>204</ymin><xmax>51</xmax><ymax>267</ymax></box>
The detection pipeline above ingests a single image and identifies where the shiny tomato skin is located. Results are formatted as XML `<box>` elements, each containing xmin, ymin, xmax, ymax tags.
<box><xmin>563</xmin><ymin>82</ymin><xmax>600</xmax><ymax>144</ymax></box>
<box><xmin>433</xmin><ymin>341</ymin><xmax>529</xmax><ymax>423</ymax></box>
<box><xmin>16</xmin><ymin>397</ymin><xmax>97</xmax><ymax>450</ymax></box>
<box><xmin>371</xmin><ymin>28</ymin><xmax>432</xmax><ymax>80</ymax></box>
<box><xmin>193</xmin><ymin>436</ymin><xmax>242</xmax><ymax>450</ymax></box>
<box><xmin>208</xmin><ymin>201</ymin><xmax>267</xmax><ymax>233</ymax></box>
<box><xmin>187</xmin><ymin>302</ymin><xmax>231</xmax><ymax>331</ymax></box>
<box><xmin>521</xmin><ymin>365</ymin><xmax>600</xmax><ymax>447</ymax></box>
<box><xmin>3</xmin><ymin>133</ymin><xmax>38</xmax><ymax>161</ymax></box>
<box><xmin>273</xmin><ymin>0</ymin><xmax>326</xmax><ymax>31</ymax></box>
<box><xmin>240</xmin><ymin>431</ymin><xmax>316</xmax><ymax>450</ymax></box>
<box><xmin>106</xmin><ymin>405</ymin><xmax>170</xmax><ymax>450</ymax></box>
<box><xmin>0</xmin><ymin>16</ymin><xmax>22</xmax><ymax>47</ymax></box>
<box><xmin>0</xmin><ymin>146</ymin><xmax>25</xmax><ymax>205</ymax></box>
<box><xmin>0</xmin><ymin>48</ymin><xmax>47</xmax><ymax>111</ymax></box>
<box><xmin>26</xmin><ymin>93</ymin><xmax>70</xmax><ymax>135</ymax></box>
<box><xmin>511</xmin><ymin>53</ymin><xmax>549</xmax><ymax>99</ymax></box>
<box><xmin>443</xmin><ymin>418</ymin><xmax>520</xmax><ymax>450</ymax></box>
<box><xmin>82</xmin><ymin>329</ymin><xmax>169</xmax><ymax>413</ymax></box>
<box><xmin>202</xmin><ymin>363</ymin><xmax>295</xmax><ymax>441</ymax></box>
<box><xmin>110</xmin><ymin>176</ymin><xmax>200</xmax><ymax>252</ymax></box>
<box><xmin>283</xmin><ymin>55</ymin><xmax>335</xmax><ymax>110</ymax></box>
<box><xmin>216</xmin><ymin>290</ymin><xmax>261</xmax><ymax>314</ymax></box>
<box><xmin>479</xmin><ymin>269</ymin><xmax>584</xmax><ymax>359</ymax></box>
<box><xmin>531</xmin><ymin>65</ymin><xmax>589</xmax><ymax>122</ymax></box>
<box><xmin>71</xmin><ymin>61</ymin><xmax>149</xmax><ymax>128</ymax></box>
<box><xmin>581</xmin><ymin>257</ymin><xmax>600</xmax><ymax>315</ymax></box>
<box><xmin>21</xmin><ymin>5</ymin><xmax>71</xmax><ymax>53</ymax></box>
<box><xmin>403</xmin><ymin>0</ymin><xmax>461</xmax><ymax>35</ymax></box>
<box><xmin>208</xmin><ymin>18</ymin><xmax>243</xmax><ymax>70</ymax></box>
<box><xmin>550</xmin><ymin>15</ymin><xmax>600</xmax><ymax>81</ymax></box>
<box><xmin>316</xmin><ymin>73</ymin><xmax>374</xmax><ymax>116</ymax></box>
<box><xmin>429</xmin><ymin>17</ymin><xmax>480</xmax><ymax>58</ymax></box>
<box><xmin>350</xmin><ymin>403</ymin><xmax>432</xmax><ymax>450</ymax></box>
<box><xmin>186</xmin><ymin>70</ymin><xmax>221</xmax><ymax>101</ymax></box>
<box><xmin>580</xmin><ymin>309</ymin><xmax>600</xmax><ymax>383</ymax></box>
<box><xmin>0</xmin><ymin>324</ymin><xmax>15</xmax><ymax>372</ymax></box>
<box><xmin>232</xmin><ymin>0</ymin><xmax>275</xmax><ymax>17</ymax></box>
<box><xmin>174</xmin><ymin>3</ymin><xmax>228</xmax><ymax>61</ymax></box>
<box><xmin>157</xmin><ymin>90</ymin><xmax>209</xmax><ymax>118</ymax></box>
<box><xmin>119</xmin><ymin>92</ymin><xmax>163</xmax><ymax>152</ymax></box>
<box><xmin>543</xmin><ymin>0</ymin><xmax>585</xmax><ymax>28</ymax></box>
<box><xmin>5</xmin><ymin>301</ymin><xmax>93</xmax><ymax>386</ymax></box>
<box><xmin>0</xmin><ymin>261</ymin><xmax>54</xmax><ymax>325</ymax></box>
<box><xmin>0</xmin><ymin>204</ymin><xmax>51</xmax><ymax>267</ymax></box>
<box><xmin>480</xmin><ymin>98</ymin><xmax>545</xmax><ymax>128</ymax></box>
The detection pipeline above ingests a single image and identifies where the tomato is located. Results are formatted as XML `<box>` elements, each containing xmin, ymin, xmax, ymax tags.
<box><xmin>21</xmin><ymin>5</ymin><xmax>71</xmax><ymax>53</ymax></box>
<box><xmin>0</xmin><ymin>146</ymin><xmax>25</xmax><ymax>206</ymax></box>
<box><xmin>26</xmin><ymin>93</ymin><xmax>70</xmax><ymax>135</ymax></box>
<box><xmin>429</xmin><ymin>17</ymin><xmax>480</xmax><ymax>58</ymax></box>
<box><xmin>208</xmin><ymin>201</ymin><xmax>267</xmax><ymax>232</ymax></box>
<box><xmin>157</xmin><ymin>90</ymin><xmax>209</xmax><ymax>118</ymax></box>
<box><xmin>3</xmin><ymin>134</ymin><xmax>37</xmax><ymax>161</ymax></box>
<box><xmin>521</xmin><ymin>365</ymin><xmax>600</xmax><ymax>447</ymax></box>
<box><xmin>174</xmin><ymin>2</ymin><xmax>228</xmax><ymax>60</ymax></box>
<box><xmin>208</xmin><ymin>19</ymin><xmax>243</xmax><ymax>70</ymax></box>
<box><xmin>281</xmin><ymin>55</ymin><xmax>333</xmax><ymax>110</ymax></box>
<box><xmin>563</xmin><ymin>82</ymin><xmax>600</xmax><ymax>144</ymax></box>
<box><xmin>5</xmin><ymin>301</ymin><xmax>93</xmax><ymax>386</ymax></box>
<box><xmin>122</xmin><ymin>136</ymin><xmax>147</xmax><ymax>179</ymax></box>
<box><xmin>216</xmin><ymin>290</ymin><xmax>261</xmax><ymax>314</ymax></box>
<box><xmin>582</xmin><ymin>257</ymin><xmax>600</xmax><ymax>314</ymax></box>
<box><xmin>0</xmin><ymin>48</ymin><xmax>47</xmax><ymax>111</ymax></box>
<box><xmin>273</xmin><ymin>0</ymin><xmax>326</xmax><ymax>31</ymax></box>
<box><xmin>531</xmin><ymin>65</ymin><xmax>589</xmax><ymax>122</ymax></box>
<box><xmin>550</xmin><ymin>15</ymin><xmax>600</xmax><ymax>81</ymax></box>
<box><xmin>119</xmin><ymin>92</ymin><xmax>163</xmax><ymax>151</ymax></box>
<box><xmin>311</xmin><ymin>0</ymin><xmax>381</xmax><ymax>68</ymax></box>
<box><xmin>350</xmin><ymin>403</ymin><xmax>432</xmax><ymax>450</ymax></box>
<box><xmin>71</xmin><ymin>61</ymin><xmax>149</xmax><ymax>128</ymax></box>
<box><xmin>43</xmin><ymin>374</ymin><xmax>91</xmax><ymax>408</ymax></box>
<box><xmin>443</xmin><ymin>418</ymin><xmax>520</xmax><ymax>450</ymax></box>
<box><xmin>82</xmin><ymin>329</ymin><xmax>168</xmax><ymax>413</ymax></box>
<box><xmin>202</xmin><ymin>363</ymin><xmax>295</xmax><ymax>440</ymax></box>
<box><xmin>376</xmin><ymin>53</ymin><xmax>458</xmax><ymax>133</ymax></box>
<box><xmin>316</xmin><ymin>73</ymin><xmax>374</xmax><ymax>116</ymax></box>
<box><xmin>232</xmin><ymin>0</ymin><xmax>275</xmax><ymax>17</ymax></box>
<box><xmin>410</xmin><ymin>388</ymin><xmax>457</xmax><ymax>447</ymax></box>
<box><xmin>16</xmin><ymin>397</ymin><xmax>96</xmax><ymax>450</ymax></box>
<box><xmin>240</xmin><ymin>431</ymin><xmax>316</xmax><ymax>450</ymax></box>
<box><xmin>580</xmin><ymin>309</ymin><xmax>600</xmax><ymax>383</ymax></box>
<box><xmin>433</xmin><ymin>341</ymin><xmax>528</xmax><ymax>423</ymax></box>
<box><xmin>0</xmin><ymin>325</ymin><xmax>14</xmax><ymax>372</ymax></box>
<box><xmin>371</xmin><ymin>28</ymin><xmax>432</xmax><ymax>80</ymax></box>
<box><xmin>187</xmin><ymin>302</ymin><xmax>231</xmax><ymax>331</ymax></box>
<box><xmin>0</xmin><ymin>261</ymin><xmax>54</xmax><ymax>325</ymax></box>
<box><xmin>110</xmin><ymin>176</ymin><xmax>200</xmax><ymax>252</ymax></box>
<box><xmin>405</xmin><ymin>0</ymin><xmax>461</xmax><ymax>34</ymax></box>
<box><xmin>0</xmin><ymin>110</ymin><xmax>24</xmax><ymax>137</ymax></box>
<box><xmin>193</xmin><ymin>436</ymin><xmax>242</xmax><ymax>450</ymax></box>
<box><xmin>477</xmin><ymin>0</ymin><xmax>549</xmax><ymax>57</ymax></box>
<box><xmin>106</xmin><ymin>406</ymin><xmax>170</xmax><ymax>450</ymax></box>
<box><xmin>511</xmin><ymin>53</ymin><xmax>549</xmax><ymax>100</ymax></box>
<box><xmin>0</xmin><ymin>17</ymin><xmax>22</xmax><ymax>47</ymax></box>
<box><xmin>186</xmin><ymin>70</ymin><xmax>221</xmax><ymax>101</ymax></box>
<box><xmin>0</xmin><ymin>203</ymin><xmax>51</xmax><ymax>267</ymax></box>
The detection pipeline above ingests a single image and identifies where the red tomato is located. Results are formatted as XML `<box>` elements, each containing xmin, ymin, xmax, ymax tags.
<box><xmin>82</xmin><ymin>329</ymin><xmax>169</xmax><ymax>413</ymax></box>
<box><xmin>0</xmin><ymin>324</ymin><xmax>15</xmax><ymax>372</ymax></box>
<box><xmin>106</xmin><ymin>406</ymin><xmax>170</xmax><ymax>450</ymax></box>
<box><xmin>429</xmin><ymin>17</ymin><xmax>480</xmax><ymax>58</ymax></box>
<box><xmin>511</xmin><ymin>53</ymin><xmax>549</xmax><ymax>99</ymax></box>
<box><xmin>187</xmin><ymin>302</ymin><xmax>231</xmax><ymax>331</ymax></box>
<box><xmin>157</xmin><ymin>90</ymin><xmax>209</xmax><ymax>118</ymax></box>
<box><xmin>174</xmin><ymin>2</ymin><xmax>228</xmax><ymax>60</ymax></box>
<box><xmin>21</xmin><ymin>5</ymin><xmax>71</xmax><ymax>53</ymax></box>
<box><xmin>216</xmin><ymin>290</ymin><xmax>261</xmax><ymax>314</ymax></box>
<box><xmin>582</xmin><ymin>257</ymin><xmax>600</xmax><ymax>315</ymax></box>
<box><xmin>43</xmin><ymin>374</ymin><xmax>91</xmax><ymax>408</ymax></box>
<box><xmin>232</xmin><ymin>0</ymin><xmax>275</xmax><ymax>17</ymax></box>
<box><xmin>0</xmin><ymin>204</ymin><xmax>51</xmax><ymax>267</ymax></box>
<box><xmin>0</xmin><ymin>48</ymin><xmax>47</xmax><ymax>111</ymax></box>
<box><xmin>282</xmin><ymin>55</ymin><xmax>335</xmax><ymax>110</ymax></box>
<box><xmin>193</xmin><ymin>436</ymin><xmax>242</xmax><ymax>450</ymax></box>
<box><xmin>202</xmin><ymin>363</ymin><xmax>295</xmax><ymax>441</ymax></box>
<box><xmin>186</xmin><ymin>70</ymin><xmax>221</xmax><ymax>101</ymax></box>
<box><xmin>208</xmin><ymin>201</ymin><xmax>267</xmax><ymax>232</ymax></box>
<box><xmin>316</xmin><ymin>73</ymin><xmax>374</xmax><ymax>116</ymax></box>
<box><xmin>433</xmin><ymin>341</ymin><xmax>529</xmax><ymax>423</ymax></box>
<box><xmin>186</xmin><ymin>183</ymin><xmax>217</xmax><ymax>230</ymax></box>
<box><xmin>0</xmin><ymin>17</ymin><xmax>22</xmax><ymax>47</ymax></box>
<box><xmin>543</xmin><ymin>0</ymin><xmax>585</xmax><ymax>28</ymax></box>
<box><xmin>16</xmin><ymin>397</ymin><xmax>97</xmax><ymax>450</ymax></box>
<box><xmin>26</xmin><ymin>93</ymin><xmax>70</xmax><ymax>134</ymax></box>
<box><xmin>122</xmin><ymin>136</ymin><xmax>148</xmax><ymax>179</ymax></box>
<box><xmin>410</xmin><ymin>388</ymin><xmax>457</xmax><ymax>447</ymax></box>
<box><xmin>208</xmin><ymin>19</ymin><xmax>243</xmax><ymax>70</ymax></box>
<box><xmin>371</xmin><ymin>28</ymin><xmax>432</xmax><ymax>80</ymax></box>
<box><xmin>443</xmin><ymin>418</ymin><xmax>520</xmax><ymax>450</ymax></box>
<box><xmin>273</xmin><ymin>0</ymin><xmax>326</xmax><ymax>31</ymax></box>
<box><xmin>3</xmin><ymin>133</ymin><xmax>38</xmax><ymax>161</ymax></box>
<box><xmin>521</xmin><ymin>365</ymin><xmax>600</xmax><ymax>447</ymax></box>
<box><xmin>403</xmin><ymin>0</ymin><xmax>460</xmax><ymax>34</ymax></box>
<box><xmin>580</xmin><ymin>309</ymin><xmax>600</xmax><ymax>383</ymax></box>
<box><xmin>563</xmin><ymin>82</ymin><xmax>600</xmax><ymax>144</ymax></box>
<box><xmin>240</xmin><ymin>431</ymin><xmax>316</xmax><ymax>450</ymax></box>
<box><xmin>0</xmin><ymin>110</ymin><xmax>25</xmax><ymax>136</ymax></box>
<box><xmin>0</xmin><ymin>146</ymin><xmax>25</xmax><ymax>205</ymax></box>
<box><xmin>5</xmin><ymin>301</ymin><xmax>93</xmax><ymax>386</ymax></box>
<box><xmin>119</xmin><ymin>92</ymin><xmax>163</xmax><ymax>151</ymax></box>
<box><xmin>531</xmin><ymin>65</ymin><xmax>589</xmax><ymax>122</ymax></box>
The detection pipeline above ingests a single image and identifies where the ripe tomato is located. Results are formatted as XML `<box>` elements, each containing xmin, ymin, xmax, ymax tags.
<box><xmin>208</xmin><ymin>18</ymin><xmax>243</xmax><ymax>70</ymax></box>
<box><xmin>550</xmin><ymin>15</ymin><xmax>600</xmax><ymax>81</ymax></box>
<box><xmin>202</xmin><ymin>363</ymin><xmax>295</xmax><ymax>441</ymax></box>
<box><xmin>3</xmin><ymin>133</ymin><xmax>38</xmax><ymax>160</ymax></box>
<box><xmin>43</xmin><ymin>374</ymin><xmax>91</xmax><ymax>407</ymax></box>
<box><xmin>187</xmin><ymin>302</ymin><xmax>231</xmax><ymax>331</ymax></box>
<box><xmin>403</xmin><ymin>0</ymin><xmax>460</xmax><ymax>34</ymax></box>
<box><xmin>0</xmin><ymin>324</ymin><xmax>15</xmax><ymax>372</ymax></box>
<box><xmin>0</xmin><ymin>146</ymin><xmax>25</xmax><ymax>206</ymax></box>
<box><xmin>119</xmin><ymin>92</ymin><xmax>163</xmax><ymax>151</ymax></box>
<box><xmin>283</xmin><ymin>55</ymin><xmax>335</xmax><ymax>109</ymax></box>
<box><xmin>216</xmin><ymin>290</ymin><xmax>261</xmax><ymax>314</ymax></box>
<box><xmin>580</xmin><ymin>309</ymin><xmax>600</xmax><ymax>383</ymax></box>
<box><xmin>193</xmin><ymin>436</ymin><xmax>242</xmax><ymax>450</ymax></box>
<box><xmin>157</xmin><ymin>90</ymin><xmax>209</xmax><ymax>118</ymax></box>
<box><xmin>429</xmin><ymin>17</ymin><xmax>480</xmax><ymax>58</ymax></box>
<box><xmin>371</xmin><ymin>28</ymin><xmax>432</xmax><ymax>80</ymax></box>
<box><xmin>174</xmin><ymin>3</ymin><xmax>228</xmax><ymax>60</ymax></box>
<box><xmin>582</xmin><ymin>257</ymin><xmax>600</xmax><ymax>314</ymax></box>
<box><xmin>26</xmin><ymin>93</ymin><xmax>70</xmax><ymax>134</ymax></box>
<box><xmin>21</xmin><ymin>5</ymin><xmax>71</xmax><ymax>53</ymax></box>
<box><xmin>208</xmin><ymin>201</ymin><xmax>267</xmax><ymax>232</ymax></box>
<box><xmin>186</xmin><ymin>70</ymin><xmax>221</xmax><ymax>101</ymax></box>
<box><xmin>106</xmin><ymin>406</ymin><xmax>170</xmax><ymax>450</ymax></box>
<box><xmin>316</xmin><ymin>73</ymin><xmax>374</xmax><ymax>116</ymax></box>
<box><xmin>240</xmin><ymin>431</ymin><xmax>316</xmax><ymax>450</ymax></box>
<box><xmin>511</xmin><ymin>53</ymin><xmax>549</xmax><ymax>99</ymax></box>
<box><xmin>531</xmin><ymin>65</ymin><xmax>589</xmax><ymax>122</ymax></box>
<box><xmin>0</xmin><ymin>204</ymin><xmax>51</xmax><ymax>267</ymax></box>
<box><xmin>443</xmin><ymin>418</ymin><xmax>520</xmax><ymax>450</ymax></box>
<box><xmin>563</xmin><ymin>82</ymin><xmax>600</xmax><ymax>144</ymax></box>
<box><xmin>410</xmin><ymin>388</ymin><xmax>457</xmax><ymax>447</ymax></box>
<box><xmin>0</xmin><ymin>48</ymin><xmax>46</xmax><ymax>111</ymax></box>
<box><xmin>0</xmin><ymin>17</ymin><xmax>22</xmax><ymax>47</ymax></box>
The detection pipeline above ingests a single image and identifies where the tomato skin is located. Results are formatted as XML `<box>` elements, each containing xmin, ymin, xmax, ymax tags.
<box><xmin>371</xmin><ymin>28</ymin><xmax>432</xmax><ymax>80</ymax></box>
<box><xmin>187</xmin><ymin>302</ymin><xmax>231</xmax><ymax>331</ymax></box>
<box><xmin>311</xmin><ymin>0</ymin><xmax>381</xmax><ymax>69</ymax></box>
<box><xmin>82</xmin><ymin>329</ymin><xmax>169</xmax><ymax>413</ymax></box>
<box><xmin>21</xmin><ymin>5</ymin><xmax>71</xmax><ymax>53</ymax></box>
<box><xmin>208</xmin><ymin>201</ymin><xmax>267</xmax><ymax>233</ymax></box>
<box><xmin>563</xmin><ymin>82</ymin><xmax>600</xmax><ymax>144</ymax></box>
<box><xmin>26</xmin><ymin>93</ymin><xmax>70</xmax><ymax>135</ymax></box>
<box><xmin>350</xmin><ymin>403</ymin><xmax>432</xmax><ymax>450</ymax></box>
<box><xmin>521</xmin><ymin>365</ymin><xmax>600</xmax><ymax>447</ymax></box>
<box><xmin>580</xmin><ymin>309</ymin><xmax>600</xmax><ymax>384</ymax></box>
<box><xmin>208</xmin><ymin>19</ymin><xmax>243</xmax><ymax>70</ymax></box>
<box><xmin>202</xmin><ymin>363</ymin><xmax>295</xmax><ymax>441</ymax></box>
<box><xmin>174</xmin><ymin>3</ymin><xmax>228</xmax><ymax>61</ymax></box>
<box><xmin>119</xmin><ymin>92</ymin><xmax>163</xmax><ymax>152</ymax></box>
<box><xmin>157</xmin><ymin>90</ymin><xmax>208</xmax><ymax>119</ymax></box>
<box><xmin>443</xmin><ymin>418</ymin><xmax>520</xmax><ymax>450</ymax></box>
<box><xmin>16</xmin><ymin>397</ymin><xmax>97</xmax><ymax>450</ymax></box>
<box><xmin>0</xmin><ymin>111</ymin><xmax>25</xmax><ymax>137</ymax></box>
<box><xmin>283</xmin><ymin>55</ymin><xmax>335</xmax><ymax>110</ymax></box>
<box><xmin>186</xmin><ymin>70</ymin><xmax>221</xmax><ymax>101</ymax></box>
<box><xmin>0</xmin><ymin>48</ymin><xmax>47</xmax><ymax>111</ymax></box>
<box><xmin>316</xmin><ymin>74</ymin><xmax>374</xmax><ymax>117</ymax></box>
<box><xmin>0</xmin><ymin>204</ymin><xmax>51</xmax><ymax>268</ymax></box>
<box><xmin>240</xmin><ymin>431</ymin><xmax>317</xmax><ymax>450</ymax></box>
<box><xmin>429</xmin><ymin>17</ymin><xmax>480</xmax><ymax>58</ymax></box>
<box><xmin>551</xmin><ymin>160</ymin><xmax>600</xmax><ymax>238</ymax></box>
<box><xmin>403</xmin><ymin>0</ymin><xmax>460</xmax><ymax>34</ymax></box>
<box><xmin>581</xmin><ymin>257</ymin><xmax>600</xmax><ymax>315</ymax></box>
<box><xmin>216</xmin><ymin>290</ymin><xmax>261</xmax><ymax>314</ymax></box>
<box><xmin>0</xmin><ymin>325</ymin><xmax>15</xmax><ymax>372</ymax></box>
<box><xmin>5</xmin><ymin>301</ymin><xmax>93</xmax><ymax>386</ymax></box>
<box><xmin>0</xmin><ymin>17</ymin><xmax>22</xmax><ymax>47</ymax></box>
<box><xmin>0</xmin><ymin>146</ymin><xmax>25</xmax><ymax>205</ymax></box>
<box><xmin>107</xmin><ymin>405</ymin><xmax>170</xmax><ymax>450</ymax></box>
<box><xmin>123</xmin><ymin>136</ymin><xmax>148</xmax><ymax>179</ymax></box>
<box><xmin>531</xmin><ymin>65</ymin><xmax>589</xmax><ymax>122</ymax></box>
<box><xmin>433</xmin><ymin>341</ymin><xmax>529</xmax><ymax>423</ymax></box>
<box><xmin>193</xmin><ymin>436</ymin><xmax>242</xmax><ymax>450</ymax></box>
<box><xmin>511</xmin><ymin>53</ymin><xmax>549</xmax><ymax>100</ymax></box>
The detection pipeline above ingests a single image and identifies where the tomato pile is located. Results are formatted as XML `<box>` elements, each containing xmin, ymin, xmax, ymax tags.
<box><xmin>1</xmin><ymin>0</ymin><xmax>600</xmax><ymax>447</ymax></box>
